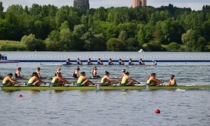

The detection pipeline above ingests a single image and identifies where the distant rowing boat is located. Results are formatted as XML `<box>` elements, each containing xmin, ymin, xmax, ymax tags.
<box><xmin>1</xmin><ymin>85</ymin><xmax>210</xmax><ymax>91</ymax></box>
<box><xmin>0</xmin><ymin>60</ymin><xmax>19</xmax><ymax>63</ymax></box>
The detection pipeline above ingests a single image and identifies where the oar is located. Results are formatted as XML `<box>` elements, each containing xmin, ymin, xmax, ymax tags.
<box><xmin>89</xmin><ymin>80</ymin><xmax>95</xmax><ymax>85</ymax></box>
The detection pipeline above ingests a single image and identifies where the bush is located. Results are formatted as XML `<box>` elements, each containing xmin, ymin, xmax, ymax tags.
<box><xmin>166</xmin><ymin>42</ymin><xmax>181</xmax><ymax>52</ymax></box>
<box><xmin>143</xmin><ymin>42</ymin><xmax>166</xmax><ymax>51</ymax></box>
<box><xmin>0</xmin><ymin>44</ymin><xmax>26</xmax><ymax>51</ymax></box>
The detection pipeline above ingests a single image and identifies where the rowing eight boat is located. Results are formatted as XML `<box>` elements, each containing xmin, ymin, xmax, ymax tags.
<box><xmin>1</xmin><ymin>85</ymin><xmax>210</xmax><ymax>91</ymax></box>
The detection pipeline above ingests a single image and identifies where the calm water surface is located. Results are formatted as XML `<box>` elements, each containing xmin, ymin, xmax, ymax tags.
<box><xmin>0</xmin><ymin>52</ymin><xmax>210</xmax><ymax>126</ymax></box>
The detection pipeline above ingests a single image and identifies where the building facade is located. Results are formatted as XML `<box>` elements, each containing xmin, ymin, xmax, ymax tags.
<box><xmin>73</xmin><ymin>0</ymin><xmax>89</xmax><ymax>9</ymax></box>
<box><xmin>132</xmin><ymin>0</ymin><xmax>147</xmax><ymax>8</ymax></box>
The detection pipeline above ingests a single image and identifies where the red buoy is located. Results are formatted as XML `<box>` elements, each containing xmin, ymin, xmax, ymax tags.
<box><xmin>155</xmin><ymin>109</ymin><xmax>160</xmax><ymax>114</ymax></box>
<box><xmin>18</xmin><ymin>94</ymin><xmax>23</xmax><ymax>97</ymax></box>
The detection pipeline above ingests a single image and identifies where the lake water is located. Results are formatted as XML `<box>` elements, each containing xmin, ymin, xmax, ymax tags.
<box><xmin>0</xmin><ymin>52</ymin><xmax>210</xmax><ymax>126</ymax></box>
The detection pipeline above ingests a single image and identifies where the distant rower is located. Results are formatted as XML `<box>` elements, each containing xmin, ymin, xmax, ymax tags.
<box><xmin>108</xmin><ymin>58</ymin><xmax>115</xmax><ymax>65</ymax></box>
<box><xmin>97</xmin><ymin>58</ymin><xmax>103</xmax><ymax>65</ymax></box>
<box><xmin>36</xmin><ymin>67</ymin><xmax>41</xmax><ymax>78</ymax></box>
<box><xmin>15</xmin><ymin>67</ymin><xmax>24</xmax><ymax>78</ymax></box>
<box><xmin>139</xmin><ymin>58</ymin><xmax>145</xmax><ymax>65</ymax></box>
<box><xmin>66</xmin><ymin>58</ymin><xmax>72</xmax><ymax>65</ymax></box>
<box><xmin>72</xmin><ymin>67</ymin><xmax>80</xmax><ymax>78</ymax></box>
<box><xmin>87</xmin><ymin>58</ymin><xmax>93</xmax><ymax>65</ymax></box>
<box><xmin>128</xmin><ymin>58</ymin><xmax>135</xmax><ymax>65</ymax></box>
<box><xmin>146</xmin><ymin>73</ymin><xmax>163</xmax><ymax>86</ymax></box>
<box><xmin>76</xmin><ymin>72</ymin><xmax>94</xmax><ymax>86</ymax></box>
<box><xmin>55</xmin><ymin>66</ymin><xmax>62</xmax><ymax>76</ymax></box>
<box><xmin>76</xmin><ymin>58</ymin><xmax>83</xmax><ymax>65</ymax></box>
<box><xmin>92</xmin><ymin>66</ymin><xmax>100</xmax><ymax>78</ymax></box>
<box><xmin>118</xmin><ymin>59</ymin><xmax>124</xmax><ymax>65</ymax></box>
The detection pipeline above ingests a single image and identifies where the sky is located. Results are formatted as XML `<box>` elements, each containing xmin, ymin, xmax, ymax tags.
<box><xmin>1</xmin><ymin>0</ymin><xmax>210</xmax><ymax>11</ymax></box>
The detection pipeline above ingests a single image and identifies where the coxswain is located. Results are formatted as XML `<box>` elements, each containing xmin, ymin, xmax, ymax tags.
<box><xmin>100</xmin><ymin>71</ymin><xmax>117</xmax><ymax>86</ymax></box>
<box><xmin>76</xmin><ymin>58</ymin><xmax>83</xmax><ymax>65</ymax></box>
<box><xmin>72</xmin><ymin>67</ymin><xmax>80</xmax><ymax>78</ymax></box>
<box><xmin>92</xmin><ymin>66</ymin><xmax>100</xmax><ymax>77</ymax></box>
<box><xmin>118</xmin><ymin>59</ymin><xmax>124</xmax><ymax>65</ymax></box>
<box><xmin>108</xmin><ymin>58</ymin><xmax>115</xmax><ymax>65</ymax></box>
<box><xmin>165</xmin><ymin>75</ymin><xmax>177</xmax><ymax>86</ymax></box>
<box><xmin>76</xmin><ymin>72</ymin><xmax>94</xmax><ymax>86</ymax></box>
<box><xmin>139</xmin><ymin>58</ymin><xmax>145</xmax><ymax>65</ymax></box>
<box><xmin>66</xmin><ymin>58</ymin><xmax>72</xmax><ymax>65</ymax></box>
<box><xmin>128</xmin><ymin>58</ymin><xmax>135</xmax><ymax>65</ymax></box>
<box><xmin>121</xmin><ymin>72</ymin><xmax>139</xmax><ymax>86</ymax></box>
<box><xmin>51</xmin><ymin>72</ymin><xmax>69</xmax><ymax>86</ymax></box>
<box><xmin>97</xmin><ymin>58</ymin><xmax>103</xmax><ymax>65</ymax></box>
<box><xmin>2</xmin><ymin>73</ymin><xmax>19</xmax><ymax>86</ymax></box>
<box><xmin>87</xmin><ymin>58</ymin><xmax>93</xmax><ymax>65</ymax></box>
<box><xmin>15</xmin><ymin>67</ymin><xmax>24</xmax><ymax>78</ymax></box>
<box><xmin>146</xmin><ymin>73</ymin><xmax>163</xmax><ymax>86</ymax></box>
<box><xmin>27</xmin><ymin>72</ymin><xmax>44</xmax><ymax>86</ymax></box>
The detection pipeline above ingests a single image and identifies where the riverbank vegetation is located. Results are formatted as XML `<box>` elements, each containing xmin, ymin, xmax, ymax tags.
<box><xmin>0</xmin><ymin>2</ymin><xmax>210</xmax><ymax>51</ymax></box>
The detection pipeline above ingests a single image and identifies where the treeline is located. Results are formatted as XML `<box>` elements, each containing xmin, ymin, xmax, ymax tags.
<box><xmin>0</xmin><ymin>2</ymin><xmax>210</xmax><ymax>51</ymax></box>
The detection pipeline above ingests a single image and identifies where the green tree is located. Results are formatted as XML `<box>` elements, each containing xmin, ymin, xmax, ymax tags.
<box><xmin>107</xmin><ymin>38</ymin><xmax>125</xmax><ymax>51</ymax></box>
<box><xmin>21</xmin><ymin>34</ymin><xmax>45</xmax><ymax>51</ymax></box>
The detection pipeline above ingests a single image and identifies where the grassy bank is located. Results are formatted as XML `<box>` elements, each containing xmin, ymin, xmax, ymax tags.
<box><xmin>0</xmin><ymin>40</ymin><xmax>26</xmax><ymax>51</ymax></box>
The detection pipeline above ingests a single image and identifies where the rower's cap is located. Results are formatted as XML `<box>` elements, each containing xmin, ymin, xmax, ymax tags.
<box><xmin>125</xmin><ymin>72</ymin><xmax>129</xmax><ymax>75</ymax></box>
<box><xmin>151</xmin><ymin>73</ymin><xmax>156</xmax><ymax>76</ymax></box>
<box><xmin>8</xmin><ymin>73</ymin><xmax>13</xmax><ymax>76</ymax></box>
<box><xmin>105</xmin><ymin>71</ymin><xmax>110</xmax><ymax>75</ymax></box>
<box><xmin>171</xmin><ymin>75</ymin><xmax>175</xmax><ymax>77</ymax></box>
<box><xmin>122</xmin><ymin>69</ymin><xmax>126</xmax><ymax>72</ymax></box>
<box><xmin>81</xmin><ymin>72</ymin><xmax>85</xmax><ymax>75</ymax></box>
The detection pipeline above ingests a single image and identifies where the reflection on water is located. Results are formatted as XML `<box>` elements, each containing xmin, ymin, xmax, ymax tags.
<box><xmin>1</xmin><ymin>90</ymin><xmax>210</xmax><ymax>126</ymax></box>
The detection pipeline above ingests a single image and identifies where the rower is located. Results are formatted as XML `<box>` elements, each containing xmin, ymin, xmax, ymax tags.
<box><xmin>76</xmin><ymin>72</ymin><xmax>94</xmax><ymax>86</ymax></box>
<box><xmin>72</xmin><ymin>67</ymin><xmax>80</xmax><ymax>78</ymax></box>
<box><xmin>120</xmin><ymin>72</ymin><xmax>138</xmax><ymax>86</ymax></box>
<box><xmin>55</xmin><ymin>66</ymin><xmax>62</xmax><ymax>76</ymax></box>
<box><xmin>128</xmin><ymin>58</ymin><xmax>135</xmax><ymax>65</ymax></box>
<box><xmin>108</xmin><ymin>58</ymin><xmax>115</xmax><ymax>65</ymax></box>
<box><xmin>27</xmin><ymin>72</ymin><xmax>43</xmax><ymax>86</ymax></box>
<box><xmin>139</xmin><ymin>58</ymin><xmax>145</xmax><ymax>65</ymax></box>
<box><xmin>92</xmin><ymin>66</ymin><xmax>100</xmax><ymax>77</ymax></box>
<box><xmin>15</xmin><ymin>67</ymin><xmax>24</xmax><ymax>78</ymax></box>
<box><xmin>165</xmin><ymin>75</ymin><xmax>177</xmax><ymax>86</ymax></box>
<box><xmin>2</xmin><ymin>73</ymin><xmax>19</xmax><ymax>86</ymax></box>
<box><xmin>146</xmin><ymin>73</ymin><xmax>163</xmax><ymax>86</ymax></box>
<box><xmin>36</xmin><ymin>67</ymin><xmax>41</xmax><ymax>78</ymax></box>
<box><xmin>152</xmin><ymin>60</ymin><xmax>157</xmax><ymax>66</ymax></box>
<box><xmin>100</xmin><ymin>71</ymin><xmax>117</xmax><ymax>86</ymax></box>
<box><xmin>97</xmin><ymin>58</ymin><xmax>103</xmax><ymax>65</ymax></box>
<box><xmin>118</xmin><ymin>59</ymin><xmax>124</xmax><ymax>65</ymax></box>
<box><xmin>51</xmin><ymin>72</ymin><xmax>69</xmax><ymax>86</ymax></box>
<box><xmin>87</xmin><ymin>58</ymin><xmax>93</xmax><ymax>65</ymax></box>
<box><xmin>76</xmin><ymin>58</ymin><xmax>83</xmax><ymax>65</ymax></box>
<box><xmin>66</xmin><ymin>58</ymin><xmax>72</xmax><ymax>65</ymax></box>
<box><xmin>119</xmin><ymin>69</ymin><xmax>126</xmax><ymax>78</ymax></box>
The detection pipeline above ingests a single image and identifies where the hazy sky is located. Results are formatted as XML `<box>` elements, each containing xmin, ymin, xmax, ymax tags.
<box><xmin>1</xmin><ymin>0</ymin><xmax>210</xmax><ymax>10</ymax></box>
